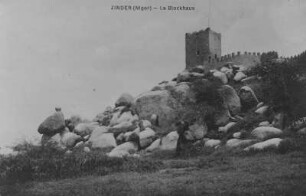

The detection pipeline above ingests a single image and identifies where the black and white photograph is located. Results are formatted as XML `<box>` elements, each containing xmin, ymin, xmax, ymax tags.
<box><xmin>0</xmin><ymin>0</ymin><xmax>306</xmax><ymax>195</ymax></box>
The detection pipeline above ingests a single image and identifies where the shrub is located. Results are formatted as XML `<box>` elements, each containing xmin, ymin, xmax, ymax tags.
<box><xmin>249</xmin><ymin>51</ymin><xmax>306</xmax><ymax>122</ymax></box>
<box><xmin>0</xmin><ymin>142</ymin><xmax>163</xmax><ymax>185</ymax></box>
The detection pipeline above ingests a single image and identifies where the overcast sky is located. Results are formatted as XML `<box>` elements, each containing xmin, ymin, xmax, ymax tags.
<box><xmin>0</xmin><ymin>0</ymin><xmax>306</xmax><ymax>147</ymax></box>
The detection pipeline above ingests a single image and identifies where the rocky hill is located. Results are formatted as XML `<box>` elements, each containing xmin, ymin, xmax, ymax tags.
<box><xmin>33</xmin><ymin>52</ymin><xmax>306</xmax><ymax>158</ymax></box>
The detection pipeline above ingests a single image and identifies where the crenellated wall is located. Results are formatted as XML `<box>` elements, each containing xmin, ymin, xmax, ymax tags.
<box><xmin>280</xmin><ymin>50</ymin><xmax>306</xmax><ymax>63</ymax></box>
<box><xmin>201</xmin><ymin>51</ymin><xmax>262</xmax><ymax>71</ymax></box>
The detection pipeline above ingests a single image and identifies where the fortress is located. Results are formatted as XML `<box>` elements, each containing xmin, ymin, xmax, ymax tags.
<box><xmin>185</xmin><ymin>27</ymin><xmax>261</xmax><ymax>70</ymax></box>
<box><xmin>185</xmin><ymin>27</ymin><xmax>306</xmax><ymax>71</ymax></box>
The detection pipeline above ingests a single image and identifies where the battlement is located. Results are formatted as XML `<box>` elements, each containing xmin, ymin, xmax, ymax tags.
<box><xmin>200</xmin><ymin>51</ymin><xmax>262</xmax><ymax>71</ymax></box>
<box><xmin>280</xmin><ymin>50</ymin><xmax>306</xmax><ymax>62</ymax></box>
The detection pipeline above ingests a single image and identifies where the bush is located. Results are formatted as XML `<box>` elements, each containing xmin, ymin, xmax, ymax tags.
<box><xmin>0</xmin><ymin>143</ymin><xmax>163</xmax><ymax>185</ymax></box>
<box><xmin>249</xmin><ymin>51</ymin><xmax>306</xmax><ymax>122</ymax></box>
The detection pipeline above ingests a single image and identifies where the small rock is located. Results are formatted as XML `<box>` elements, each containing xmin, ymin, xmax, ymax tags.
<box><xmin>226</xmin><ymin>139</ymin><xmax>256</xmax><ymax>148</ymax></box>
<box><xmin>108</xmin><ymin>121</ymin><xmax>138</xmax><ymax>135</ymax></box>
<box><xmin>41</xmin><ymin>133</ymin><xmax>66</xmax><ymax>149</ymax></box>
<box><xmin>145</xmin><ymin>138</ymin><xmax>161</xmax><ymax>152</ymax></box>
<box><xmin>109</xmin><ymin>110</ymin><xmax>138</xmax><ymax>127</ymax></box>
<box><xmin>160</xmin><ymin>131</ymin><xmax>179</xmax><ymax>150</ymax></box>
<box><xmin>255</xmin><ymin>106</ymin><xmax>269</xmax><ymax>115</ymax></box>
<box><xmin>177</xmin><ymin>71</ymin><xmax>192</xmax><ymax>82</ymax></box>
<box><xmin>74</xmin><ymin>141</ymin><xmax>84</xmax><ymax>148</ymax></box>
<box><xmin>204</xmin><ymin>139</ymin><xmax>221</xmax><ymax>148</ymax></box>
<box><xmin>218</xmin><ymin>122</ymin><xmax>236</xmax><ymax>133</ymax></box>
<box><xmin>139</xmin><ymin>128</ymin><xmax>156</xmax><ymax>148</ymax></box>
<box><xmin>89</xmin><ymin>129</ymin><xmax>117</xmax><ymax>149</ymax></box>
<box><xmin>297</xmin><ymin>127</ymin><xmax>306</xmax><ymax>135</ymax></box>
<box><xmin>107</xmin><ymin>141</ymin><xmax>138</xmax><ymax>158</ymax></box>
<box><xmin>74</xmin><ymin>122</ymin><xmax>99</xmax><ymax>137</ymax></box>
<box><xmin>115</xmin><ymin>93</ymin><xmax>134</xmax><ymax>107</ymax></box>
<box><xmin>150</xmin><ymin>114</ymin><xmax>159</xmax><ymax>126</ymax></box>
<box><xmin>251</xmin><ymin>126</ymin><xmax>283</xmax><ymax>140</ymax></box>
<box><xmin>244</xmin><ymin>138</ymin><xmax>283</xmax><ymax>151</ymax></box>
<box><xmin>256</xmin><ymin>102</ymin><xmax>264</xmax><ymax>108</ymax></box>
<box><xmin>271</xmin><ymin>112</ymin><xmax>286</xmax><ymax>129</ymax></box>
<box><xmin>233</xmin><ymin>132</ymin><xmax>242</xmax><ymax>139</ymax></box>
<box><xmin>185</xmin><ymin>123</ymin><xmax>208</xmax><ymax>140</ymax></box>
<box><xmin>234</xmin><ymin>72</ymin><xmax>247</xmax><ymax>82</ymax></box>
<box><xmin>213</xmin><ymin>71</ymin><xmax>228</xmax><ymax>84</ymax></box>
<box><xmin>93</xmin><ymin>106</ymin><xmax>113</xmax><ymax>126</ymax></box>
<box><xmin>65</xmin><ymin>150</ymin><xmax>72</xmax><ymax>155</ymax></box>
<box><xmin>141</xmin><ymin>120</ymin><xmax>152</xmax><ymax>129</ymax></box>
<box><xmin>259</xmin><ymin>121</ymin><xmax>271</xmax><ymax>127</ymax></box>
<box><xmin>84</xmin><ymin>147</ymin><xmax>91</xmax><ymax>153</ymax></box>
<box><xmin>66</xmin><ymin>115</ymin><xmax>82</xmax><ymax>131</ymax></box>
<box><xmin>61</xmin><ymin>129</ymin><xmax>82</xmax><ymax>148</ymax></box>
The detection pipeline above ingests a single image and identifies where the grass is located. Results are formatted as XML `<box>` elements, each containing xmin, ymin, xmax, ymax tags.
<box><xmin>1</xmin><ymin>147</ymin><xmax>306</xmax><ymax>196</ymax></box>
<box><xmin>0</xmin><ymin>143</ymin><xmax>163</xmax><ymax>185</ymax></box>
<box><xmin>1</xmin><ymin>136</ymin><xmax>306</xmax><ymax>195</ymax></box>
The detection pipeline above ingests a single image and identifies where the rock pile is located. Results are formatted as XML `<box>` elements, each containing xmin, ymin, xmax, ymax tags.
<box><xmin>34</xmin><ymin>62</ymin><xmax>303</xmax><ymax>158</ymax></box>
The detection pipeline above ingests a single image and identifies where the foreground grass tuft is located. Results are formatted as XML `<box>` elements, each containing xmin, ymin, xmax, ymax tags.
<box><xmin>0</xmin><ymin>143</ymin><xmax>162</xmax><ymax>185</ymax></box>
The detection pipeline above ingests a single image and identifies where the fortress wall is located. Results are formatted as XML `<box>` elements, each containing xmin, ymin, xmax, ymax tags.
<box><xmin>202</xmin><ymin>51</ymin><xmax>261</xmax><ymax>71</ymax></box>
<box><xmin>284</xmin><ymin>50</ymin><xmax>306</xmax><ymax>62</ymax></box>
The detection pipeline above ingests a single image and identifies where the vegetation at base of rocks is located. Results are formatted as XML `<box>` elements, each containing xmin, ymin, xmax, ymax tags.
<box><xmin>226</xmin><ymin>111</ymin><xmax>270</xmax><ymax>138</ymax></box>
<box><xmin>1</xmin><ymin>135</ymin><xmax>306</xmax><ymax>195</ymax></box>
<box><xmin>0</xmin><ymin>142</ymin><xmax>163</xmax><ymax>185</ymax></box>
<box><xmin>248</xmin><ymin>51</ymin><xmax>306</xmax><ymax>123</ymax></box>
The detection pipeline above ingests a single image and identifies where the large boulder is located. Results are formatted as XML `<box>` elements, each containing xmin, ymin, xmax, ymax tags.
<box><xmin>61</xmin><ymin>129</ymin><xmax>82</xmax><ymax>148</ymax></box>
<box><xmin>115</xmin><ymin>93</ymin><xmax>134</xmax><ymax>107</ymax></box>
<box><xmin>38</xmin><ymin>111</ymin><xmax>65</xmax><ymax>136</ymax></box>
<box><xmin>107</xmin><ymin>141</ymin><xmax>138</xmax><ymax>158</ymax></box>
<box><xmin>251</xmin><ymin>126</ymin><xmax>283</xmax><ymax>140</ymax></box>
<box><xmin>218</xmin><ymin>85</ymin><xmax>241</xmax><ymax>115</ymax></box>
<box><xmin>74</xmin><ymin>122</ymin><xmax>99</xmax><ymax>137</ymax></box>
<box><xmin>244</xmin><ymin>138</ymin><xmax>283</xmax><ymax>151</ymax></box>
<box><xmin>139</xmin><ymin>128</ymin><xmax>156</xmax><ymax>148</ymax></box>
<box><xmin>89</xmin><ymin>128</ymin><xmax>117</xmax><ymax>149</ymax></box>
<box><xmin>185</xmin><ymin>123</ymin><xmax>207</xmax><ymax>140</ymax></box>
<box><xmin>160</xmin><ymin>131</ymin><xmax>179</xmax><ymax>150</ymax></box>
<box><xmin>135</xmin><ymin>90</ymin><xmax>179</xmax><ymax>133</ymax></box>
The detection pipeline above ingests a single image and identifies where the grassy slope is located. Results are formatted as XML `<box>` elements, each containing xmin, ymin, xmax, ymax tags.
<box><xmin>1</xmin><ymin>148</ymin><xmax>306</xmax><ymax>196</ymax></box>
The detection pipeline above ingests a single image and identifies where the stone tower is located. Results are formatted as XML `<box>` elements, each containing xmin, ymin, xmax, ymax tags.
<box><xmin>185</xmin><ymin>27</ymin><xmax>221</xmax><ymax>69</ymax></box>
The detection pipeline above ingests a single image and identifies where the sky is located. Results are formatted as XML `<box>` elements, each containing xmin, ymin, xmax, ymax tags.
<box><xmin>0</xmin><ymin>0</ymin><xmax>306</xmax><ymax>147</ymax></box>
